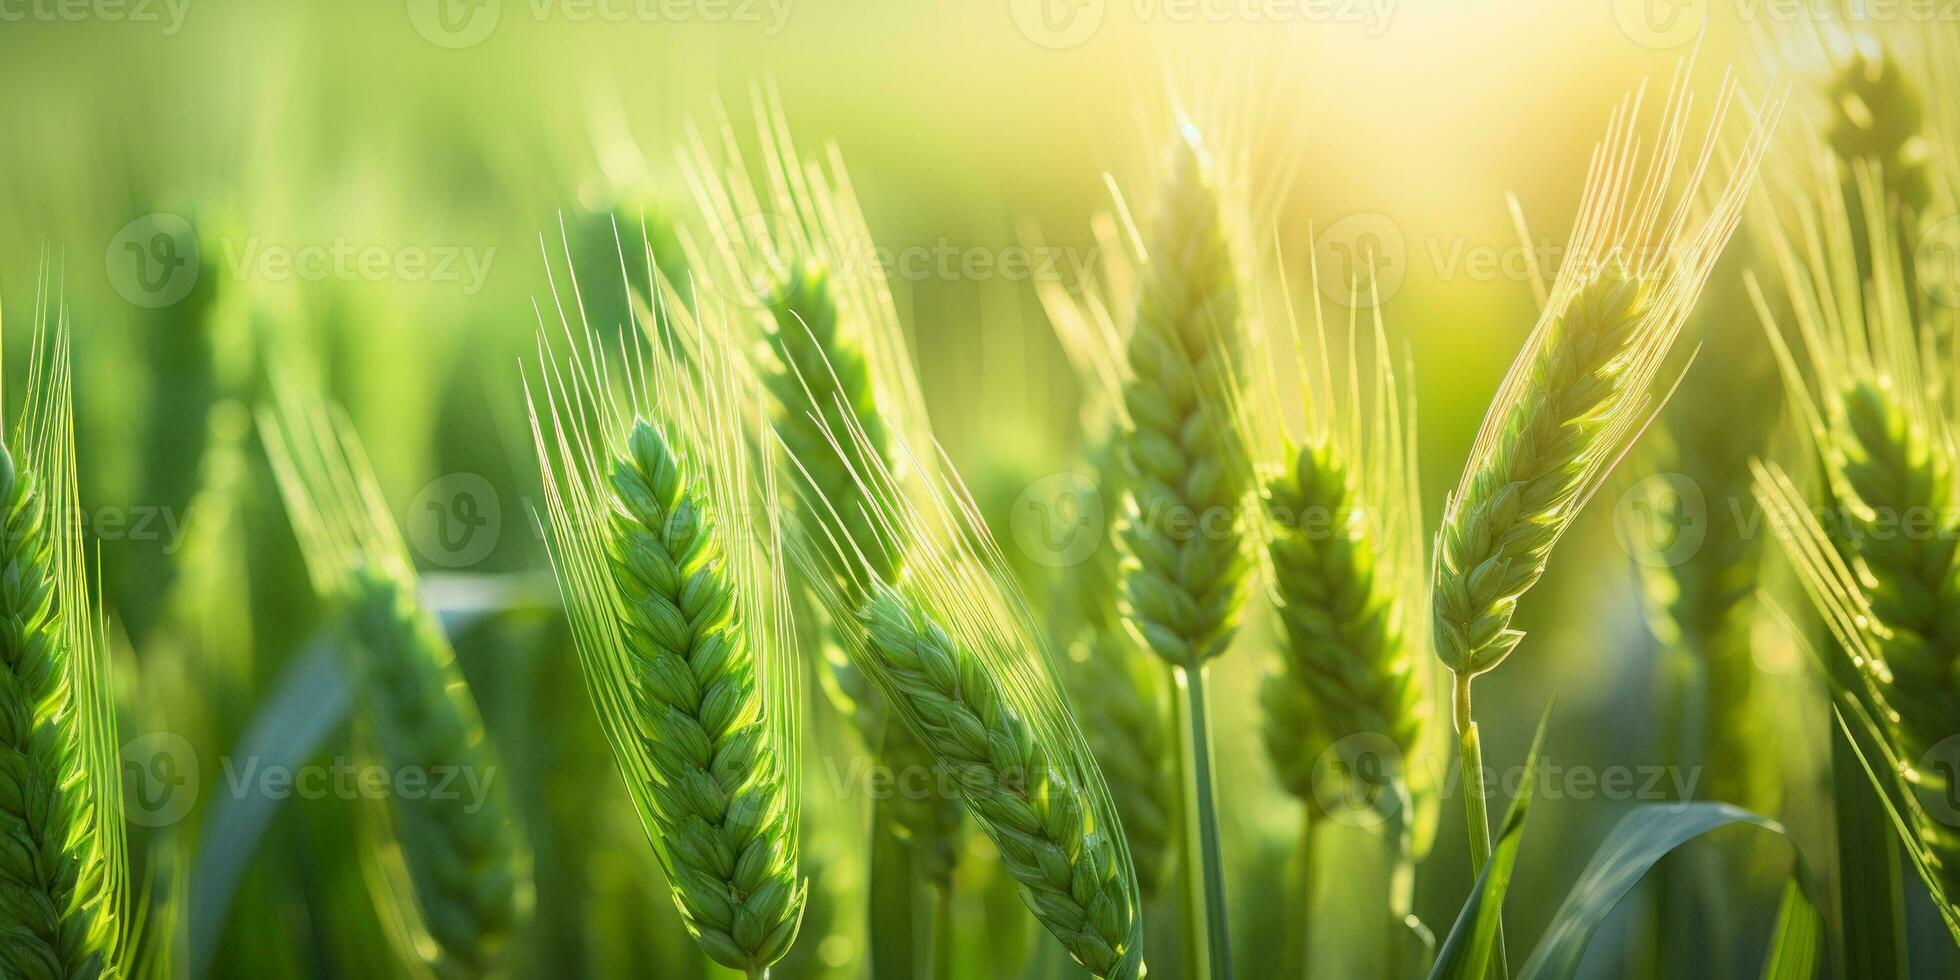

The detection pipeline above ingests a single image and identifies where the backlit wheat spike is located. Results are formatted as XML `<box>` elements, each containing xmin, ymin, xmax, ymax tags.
<box><xmin>1095</xmin><ymin>102</ymin><xmax>1267</xmax><ymax>979</ymax></box>
<box><xmin>1223</xmin><ymin>251</ymin><xmax>1437</xmax><ymax>969</ymax></box>
<box><xmin>0</xmin><ymin>285</ymin><xmax>131</xmax><ymax>980</ymax></box>
<box><xmin>528</xmin><ymin>234</ymin><xmax>807</xmax><ymax>977</ymax></box>
<box><xmin>259</xmin><ymin>386</ymin><xmax>533</xmax><ymax>979</ymax></box>
<box><xmin>1431</xmin><ymin>63</ymin><xmax>1782</xmax><ymax>974</ymax></box>
<box><xmin>676</xmin><ymin>92</ymin><xmax>967</xmax><ymax>903</ymax></box>
<box><xmin>1237</xmin><ymin>260</ymin><xmax>1432</xmax><ymax>829</ymax></box>
<box><xmin>1749</xmin><ymin>142</ymin><xmax>1960</xmax><ymax>936</ymax></box>
<box><xmin>778</xmin><ymin>347</ymin><xmax>1144</xmax><ymax>979</ymax></box>
<box><xmin>1118</xmin><ymin>120</ymin><xmax>1255</xmax><ymax>670</ymax></box>
<box><xmin>1434</xmin><ymin>63</ymin><xmax>1783</xmax><ymax>682</ymax></box>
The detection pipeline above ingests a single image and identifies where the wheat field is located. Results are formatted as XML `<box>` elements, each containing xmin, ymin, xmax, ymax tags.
<box><xmin>4</xmin><ymin>3</ymin><xmax>1960</xmax><ymax>978</ymax></box>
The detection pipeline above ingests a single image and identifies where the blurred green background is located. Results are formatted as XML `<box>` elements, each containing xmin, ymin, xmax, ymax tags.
<box><xmin>0</xmin><ymin>1</ymin><xmax>1905</xmax><ymax>976</ymax></box>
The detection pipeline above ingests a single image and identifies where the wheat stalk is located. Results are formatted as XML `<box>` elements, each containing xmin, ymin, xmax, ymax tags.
<box><xmin>751</xmin><ymin>259</ymin><xmax>972</xmax><ymax>881</ymax></box>
<box><xmin>1750</xmin><ymin>144</ymin><xmax>1960</xmax><ymax>937</ymax></box>
<box><xmin>1107</xmin><ymin>113</ymin><xmax>1269</xmax><ymax>980</ymax></box>
<box><xmin>855</xmin><ymin>583</ymin><xmax>1142</xmax><ymax>978</ymax></box>
<box><xmin>1238</xmin><ymin>265</ymin><xmax>1432</xmax><ymax>814</ymax></box>
<box><xmin>528</xmin><ymin>240</ymin><xmax>807</xmax><ymax>977</ymax></box>
<box><xmin>1119</xmin><ymin>124</ymin><xmax>1253</xmax><ymax>672</ymax></box>
<box><xmin>675</xmin><ymin>95</ymin><xmax>966</xmax><ymax>976</ymax></box>
<box><xmin>769</xmin><ymin>313</ymin><xmax>1145</xmax><ymax>979</ymax></box>
<box><xmin>260</xmin><ymin>387</ymin><xmax>533</xmax><ymax>978</ymax></box>
<box><xmin>1432</xmin><ymin>63</ymin><xmax>1780</xmax><ymax>973</ymax></box>
<box><xmin>1210</xmin><ymin>247</ymin><xmax>1439</xmax><ymax>972</ymax></box>
<box><xmin>0</xmin><ymin>292</ymin><xmax>130</xmax><ymax>980</ymax></box>
<box><xmin>1434</xmin><ymin>66</ymin><xmax>1778</xmax><ymax>678</ymax></box>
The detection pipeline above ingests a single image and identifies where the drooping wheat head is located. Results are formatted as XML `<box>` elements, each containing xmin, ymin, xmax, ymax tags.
<box><xmin>1434</xmin><ymin>65</ymin><xmax>1783</xmax><ymax>685</ymax></box>
<box><xmin>0</xmin><ymin>294</ymin><xmax>130</xmax><ymax>980</ymax></box>
<box><xmin>1750</xmin><ymin>145</ymin><xmax>1960</xmax><ymax>929</ymax></box>
<box><xmin>778</xmin><ymin>357</ymin><xmax>1144</xmax><ymax>979</ymax></box>
<box><xmin>528</xmin><ymin>253</ymin><xmax>807</xmax><ymax>975</ymax></box>
<box><xmin>259</xmin><ymin>386</ymin><xmax>533</xmax><ymax>978</ymax></box>
<box><xmin>678</xmin><ymin>94</ymin><xmax>964</xmax><ymax>885</ymax></box>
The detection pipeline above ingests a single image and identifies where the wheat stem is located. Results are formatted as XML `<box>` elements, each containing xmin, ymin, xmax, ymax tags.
<box><xmin>867</xmin><ymin>799</ymin><xmax>921</xmax><ymax>978</ymax></box>
<box><xmin>1181</xmin><ymin>663</ymin><xmax>1233</xmax><ymax>980</ymax></box>
<box><xmin>931</xmin><ymin>885</ymin><xmax>955</xmax><ymax>980</ymax></box>
<box><xmin>1283</xmin><ymin>812</ymin><xmax>1317</xmax><ymax>978</ymax></box>
<box><xmin>1453</xmin><ymin>672</ymin><xmax>1507</xmax><ymax>979</ymax></box>
<box><xmin>1117</xmin><ymin>122</ymin><xmax>1253</xmax><ymax>980</ymax></box>
<box><xmin>1168</xmin><ymin>663</ymin><xmax>1203</xmax><ymax>980</ymax></box>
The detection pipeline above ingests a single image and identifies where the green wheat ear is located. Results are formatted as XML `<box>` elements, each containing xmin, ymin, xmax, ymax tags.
<box><xmin>0</xmin><ymin>293</ymin><xmax>130</xmax><ymax>980</ymax></box>
<box><xmin>679</xmin><ymin>96</ymin><xmax>967</xmax><ymax>898</ymax></box>
<box><xmin>856</xmin><ymin>584</ymin><xmax>1141</xmax><ymax>979</ymax></box>
<box><xmin>772</xmin><ymin>296</ymin><xmax>1145</xmax><ymax>977</ymax></box>
<box><xmin>259</xmin><ymin>386</ymin><xmax>534</xmax><ymax>978</ymax></box>
<box><xmin>1120</xmin><ymin>122</ymin><xmax>1253</xmax><ymax>670</ymax></box>
<box><xmin>530</xmin><ymin>255</ymin><xmax>807</xmax><ymax>977</ymax></box>
<box><xmin>1433</xmin><ymin>74</ymin><xmax>1782</xmax><ymax>682</ymax></box>
<box><xmin>1430</xmin><ymin>69</ymin><xmax>1781</xmax><ymax>974</ymax></box>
